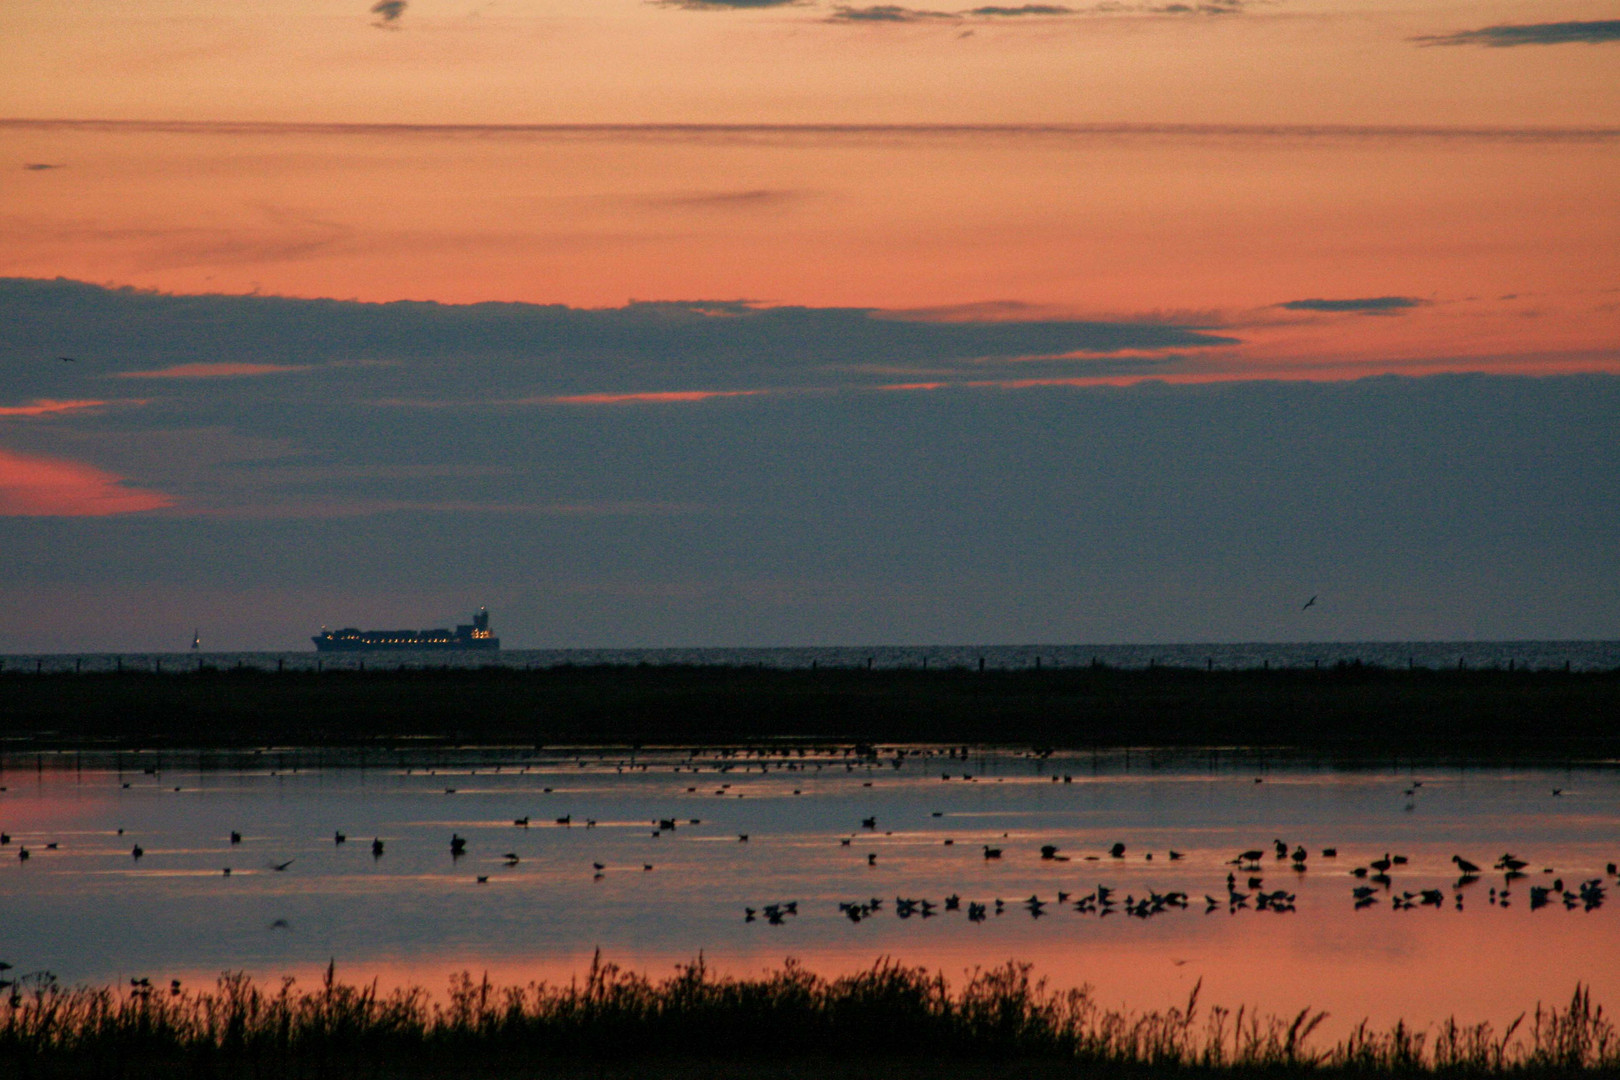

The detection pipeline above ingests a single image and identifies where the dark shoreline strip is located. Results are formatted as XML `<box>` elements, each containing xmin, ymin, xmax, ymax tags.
<box><xmin>1</xmin><ymin>664</ymin><xmax>1616</xmax><ymax>760</ymax></box>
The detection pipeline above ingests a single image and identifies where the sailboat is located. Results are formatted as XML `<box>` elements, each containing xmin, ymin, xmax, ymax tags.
<box><xmin>190</xmin><ymin>628</ymin><xmax>201</xmax><ymax>651</ymax></box>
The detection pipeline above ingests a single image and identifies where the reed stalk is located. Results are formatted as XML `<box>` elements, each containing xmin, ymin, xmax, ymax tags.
<box><xmin>2</xmin><ymin>956</ymin><xmax>1615</xmax><ymax>1077</ymax></box>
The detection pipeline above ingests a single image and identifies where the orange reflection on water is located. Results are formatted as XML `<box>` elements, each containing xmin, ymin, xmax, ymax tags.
<box><xmin>6</xmin><ymin>753</ymin><xmax>1617</xmax><ymax>1044</ymax></box>
<box><xmin>200</xmin><ymin>899</ymin><xmax>1620</xmax><ymax>1044</ymax></box>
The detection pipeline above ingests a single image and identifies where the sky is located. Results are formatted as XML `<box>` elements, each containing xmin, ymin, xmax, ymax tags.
<box><xmin>1</xmin><ymin>1</ymin><xmax>1617</xmax><ymax>650</ymax></box>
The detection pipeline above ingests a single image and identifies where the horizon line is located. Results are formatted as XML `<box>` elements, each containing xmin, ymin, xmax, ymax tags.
<box><xmin>5</xmin><ymin>638</ymin><xmax>1617</xmax><ymax>658</ymax></box>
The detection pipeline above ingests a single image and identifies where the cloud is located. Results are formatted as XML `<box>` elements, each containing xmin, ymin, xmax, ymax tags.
<box><xmin>965</xmin><ymin>4</ymin><xmax>1073</xmax><ymax>13</ymax></box>
<box><xmin>542</xmin><ymin>390</ymin><xmax>771</xmax><ymax>406</ymax></box>
<box><xmin>1413</xmin><ymin>20</ymin><xmax>1620</xmax><ymax>48</ymax></box>
<box><xmin>1134</xmin><ymin>1</ymin><xmax>1244</xmax><ymax>13</ymax></box>
<box><xmin>0</xmin><ymin>278</ymin><xmax>1236</xmax><ymax>403</ymax></box>
<box><xmin>4</xmin><ymin>373</ymin><xmax>1618</xmax><ymax>648</ymax></box>
<box><xmin>370</xmin><ymin>0</ymin><xmax>406</xmax><ymax>27</ymax></box>
<box><xmin>0</xmin><ymin>447</ymin><xmax>173</xmax><ymax>516</ymax></box>
<box><xmin>186</xmin><ymin>497</ymin><xmax>701</xmax><ymax>521</ymax></box>
<box><xmin>826</xmin><ymin>0</ymin><xmax>1242</xmax><ymax>19</ymax></box>
<box><xmin>654</xmin><ymin>0</ymin><xmax>805</xmax><ymax>8</ymax></box>
<box><xmin>0</xmin><ymin>399</ymin><xmax>110</xmax><ymax>417</ymax></box>
<box><xmin>642</xmin><ymin>189</ymin><xmax>803</xmax><ymax>209</ymax></box>
<box><xmin>828</xmin><ymin>5</ymin><xmax>958</xmax><ymax>20</ymax></box>
<box><xmin>114</xmin><ymin>363</ymin><xmax>313</xmax><ymax>380</ymax></box>
<box><xmin>1279</xmin><ymin>297</ymin><xmax>1425</xmax><ymax>314</ymax></box>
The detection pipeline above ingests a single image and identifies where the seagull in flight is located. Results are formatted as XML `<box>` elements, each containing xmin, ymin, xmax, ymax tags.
<box><xmin>1301</xmin><ymin>595</ymin><xmax>1317</xmax><ymax>611</ymax></box>
<box><xmin>58</xmin><ymin>356</ymin><xmax>76</xmax><ymax>362</ymax></box>
<box><xmin>269</xmin><ymin>859</ymin><xmax>295</xmax><ymax>872</ymax></box>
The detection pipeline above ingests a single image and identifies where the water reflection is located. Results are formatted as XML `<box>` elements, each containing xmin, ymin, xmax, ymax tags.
<box><xmin>1</xmin><ymin>747</ymin><xmax>1615</xmax><ymax>1035</ymax></box>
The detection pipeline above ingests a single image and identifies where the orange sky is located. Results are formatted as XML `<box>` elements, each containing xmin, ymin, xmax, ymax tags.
<box><xmin>4</xmin><ymin>119</ymin><xmax>1616</xmax><ymax>382</ymax></box>
<box><xmin>3</xmin><ymin>1</ymin><xmax>1619</xmax><ymax>128</ymax></box>
<box><xmin>3</xmin><ymin>0</ymin><xmax>1618</xmax><ymax>380</ymax></box>
<box><xmin>1</xmin><ymin>0</ymin><xmax>1618</xmax><ymax>640</ymax></box>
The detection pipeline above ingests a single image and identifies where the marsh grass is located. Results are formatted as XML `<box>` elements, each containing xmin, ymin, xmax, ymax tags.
<box><xmin>2</xmin><ymin>956</ymin><xmax>1615</xmax><ymax>1078</ymax></box>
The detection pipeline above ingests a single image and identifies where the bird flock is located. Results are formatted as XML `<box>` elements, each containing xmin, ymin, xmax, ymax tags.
<box><xmin>3</xmin><ymin>750</ymin><xmax>1613</xmax><ymax>938</ymax></box>
<box><xmin>747</xmin><ymin>831</ymin><xmax>1614</xmax><ymax>926</ymax></box>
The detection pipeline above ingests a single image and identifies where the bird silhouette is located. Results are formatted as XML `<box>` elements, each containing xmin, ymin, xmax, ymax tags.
<box><xmin>1302</xmin><ymin>595</ymin><xmax>1317</xmax><ymax>611</ymax></box>
<box><xmin>58</xmin><ymin>356</ymin><xmax>76</xmax><ymax>363</ymax></box>
<box><xmin>270</xmin><ymin>859</ymin><xmax>294</xmax><ymax>872</ymax></box>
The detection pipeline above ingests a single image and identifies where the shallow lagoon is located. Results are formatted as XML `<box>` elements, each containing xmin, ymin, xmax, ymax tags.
<box><xmin>2</xmin><ymin>747</ymin><xmax>1616</xmax><ymax>1037</ymax></box>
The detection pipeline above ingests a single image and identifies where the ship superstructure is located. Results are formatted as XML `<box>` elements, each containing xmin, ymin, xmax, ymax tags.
<box><xmin>312</xmin><ymin>607</ymin><xmax>499</xmax><ymax>652</ymax></box>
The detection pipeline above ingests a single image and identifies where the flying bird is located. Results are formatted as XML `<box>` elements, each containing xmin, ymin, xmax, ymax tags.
<box><xmin>1301</xmin><ymin>595</ymin><xmax>1317</xmax><ymax>611</ymax></box>
<box><xmin>58</xmin><ymin>356</ymin><xmax>76</xmax><ymax>362</ymax></box>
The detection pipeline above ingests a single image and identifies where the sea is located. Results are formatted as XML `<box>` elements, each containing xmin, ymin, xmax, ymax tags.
<box><xmin>2</xmin><ymin>640</ymin><xmax>1617</xmax><ymax>1039</ymax></box>
<box><xmin>2</xmin><ymin>747</ymin><xmax>1617</xmax><ymax>1038</ymax></box>
<box><xmin>4</xmin><ymin>639</ymin><xmax>1620</xmax><ymax>673</ymax></box>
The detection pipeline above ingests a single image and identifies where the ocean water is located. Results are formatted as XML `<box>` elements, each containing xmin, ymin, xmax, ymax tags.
<box><xmin>4</xmin><ymin>639</ymin><xmax>1619</xmax><ymax>673</ymax></box>
<box><xmin>1</xmin><ymin>746</ymin><xmax>1616</xmax><ymax>1037</ymax></box>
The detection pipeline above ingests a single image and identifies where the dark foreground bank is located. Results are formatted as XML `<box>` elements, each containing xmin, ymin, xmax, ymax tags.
<box><xmin>3</xmin><ymin>958</ymin><xmax>1616</xmax><ymax>1080</ymax></box>
<box><xmin>1</xmin><ymin>664</ymin><xmax>1617</xmax><ymax>758</ymax></box>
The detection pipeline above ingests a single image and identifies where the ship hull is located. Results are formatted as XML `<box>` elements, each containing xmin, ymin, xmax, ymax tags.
<box><xmin>312</xmin><ymin>638</ymin><xmax>500</xmax><ymax>652</ymax></box>
<box><xmin>313</xmin><ymin>608</ymin><xmax>499</xmax><ymax>653</ymax></box>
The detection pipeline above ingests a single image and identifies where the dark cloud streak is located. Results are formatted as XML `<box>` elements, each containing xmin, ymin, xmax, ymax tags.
<box><xmin>653</xmin><ymin>0</ymin><xmax>805</xmax><ymax>8</ymax></box>
<box><xmin>825</xmin><ymin>0</ymin><xmax>1241</xmax><ymax>19</ymax></box>
<box><xmin>966</xmin><ymin>5</ymin><xmax>1073</xmax><ymax>14</ymax></box>
<box><xmin>0</xmin><ymin>278</ymin><xmax>1231</xmax><ymax>403</ymax></box>
<box><xmin>370</xmin><ymin>0</ymin><xmax>406</xmax><ymax>28</ymax></box>
<box><xmin>1413</xmin><ymin>20</ymin><xmax>1620</xmax><ymax>48</ymax></box>
<box><xmin>1279</xmin><ymin>297</ymin><xmax>1425</xmax><ymax>314</ymax></box>
<box><xmin>827</xmin><ymin>5</ymin><xmax>958</xmax><ymax>21</ymax></box>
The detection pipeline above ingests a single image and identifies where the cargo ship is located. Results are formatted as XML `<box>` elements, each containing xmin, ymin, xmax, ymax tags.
<box><xmin>312</xmin><ymin>607</ymin><xmax>500</xmax><ymax>652</ymax></box>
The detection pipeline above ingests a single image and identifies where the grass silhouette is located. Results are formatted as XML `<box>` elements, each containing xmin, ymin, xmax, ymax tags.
<box><xmin>3</xmin><ymin>956</ymin><xmax>1615</xmax><ymax>1077</ymax></box>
